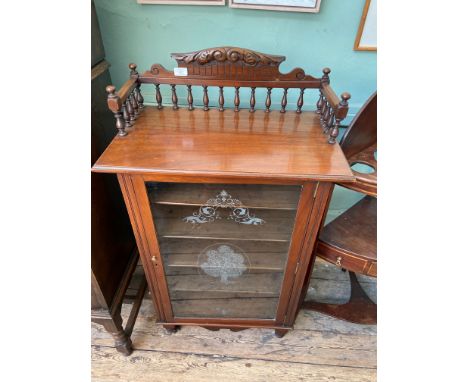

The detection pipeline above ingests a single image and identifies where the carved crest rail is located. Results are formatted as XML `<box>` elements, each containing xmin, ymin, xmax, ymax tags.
<box><xmin>106</xmin><ymin>46</ymin><xmax>350</xmax><ymax>144</ymax></box>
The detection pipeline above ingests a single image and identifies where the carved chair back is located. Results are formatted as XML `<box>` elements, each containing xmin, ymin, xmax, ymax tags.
<box><xmin>105</xmin><ymin>47</ymin><xmax>350</xmax><ymax>144</ymax></box>
<box><xmin>339</xmin><ymin>92</ymin><xmax>377</xmax><ymax>196</ymax></box>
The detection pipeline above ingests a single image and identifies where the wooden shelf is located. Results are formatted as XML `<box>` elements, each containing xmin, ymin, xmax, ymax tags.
<box><xmin>153</xmin><ymin>205</ymin><xmax>296</xmax><ymax>242</ymax></box>
<box><xmin>148</xmin><ymin>183</ymin><xmax>301</xmax><ymax>211</ymax></box>
<box><xmin>171</xmin><ymin>297</ymin><xmax>278</xmax><ymax>319</ymax></box>
<box><xmin>160</xmin><ymin>238</ymin><xmax>290</xmax><ymax>254</ymax></box>
<box><xmin>160</xmin><ymin>238</ymin><xmax>289</xmax><ymax>275</ymax></box>
<box><xmin>164</xmin><ymin>253</ymin><xmax>286</xmax><ymax>275</ymax></box>
<box><xmin>166</xmin><ymin>273</ymin><xmax>283</xmax><ymax>299</ymax></box>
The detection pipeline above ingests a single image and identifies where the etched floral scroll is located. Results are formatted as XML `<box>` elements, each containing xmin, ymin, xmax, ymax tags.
<box><xmin>183</xmin><ymin>190</ymin><xmax>265</xmax><ymax>225</ymax></box>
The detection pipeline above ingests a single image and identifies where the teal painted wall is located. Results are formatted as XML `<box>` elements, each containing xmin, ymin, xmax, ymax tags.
<box><xmin>95</xmin><ymin>0</ymin><xmax>375</xmax><ymax>120</ymax></box>
<box><xmin>94</xmin><ymin>0</ymin><xmax>376</xmax><ymax>219</ymax></box>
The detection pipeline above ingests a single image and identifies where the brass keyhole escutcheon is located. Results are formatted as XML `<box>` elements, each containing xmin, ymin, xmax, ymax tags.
<box><xmin>335</xmin><ymin>256</ymin><xmax>342</xmax><ymax>267</ymax></box>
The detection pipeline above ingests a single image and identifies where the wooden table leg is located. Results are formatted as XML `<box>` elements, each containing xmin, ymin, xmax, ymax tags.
<box><xmin>302</xmin><ymin>271</ymin><xmax>376</xmax><ymax>325</ymax></box>
<box><xmin>102</xmin><ymin>317</ymin><xmax>133</xmax><ymax>356</ymax></box>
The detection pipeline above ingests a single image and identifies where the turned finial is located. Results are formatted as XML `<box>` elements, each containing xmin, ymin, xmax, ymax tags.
<box><xmin>106</xmin><ymin>85</ymin><xmax>116</xmax><ymax>97</ymax></box>
<box><xmin>129</xmin><ymin>63</ymin><xmax>138</xmax><ymax>76</ymax></box>
<box><xmin>321</xmin><ymin>68</ymin><xmax>331</xmax><ymax>84</ymax></box>
<box><xmin>340</xmin><ymin>92</ymin><xmax>351</xmax><ymax>105</ymax></box>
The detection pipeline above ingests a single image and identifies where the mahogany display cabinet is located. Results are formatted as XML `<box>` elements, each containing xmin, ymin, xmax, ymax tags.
<box><xmin>92</xmin><ymin>47</ymin><xmax>354</xmax><ymax>337</ymax></box>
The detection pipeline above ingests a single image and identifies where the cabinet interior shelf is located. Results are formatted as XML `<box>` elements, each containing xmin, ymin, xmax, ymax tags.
<box><xmin>148</xmin><ymin>183</ymin><xmax>301</xmax><ymax>211</ymax></box>
<box><xmin>160</xmin><ymin>239</ymin><xmax>288</xmax><ymax>275</ymax></box>
<box><xmin>167</xmin><ymin>273</ymin><xmax>282</xmax><ymax>299</ymax></box>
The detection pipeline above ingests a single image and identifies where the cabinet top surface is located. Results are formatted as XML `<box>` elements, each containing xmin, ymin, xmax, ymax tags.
<box><xmin>93</xmin><ymin>107</ymin><xmax>354</xmax><ymax>182</ymax></box>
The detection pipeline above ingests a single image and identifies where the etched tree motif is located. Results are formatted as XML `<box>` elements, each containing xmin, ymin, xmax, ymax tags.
<box><xmin>200</xmin><ymin>245</ymin><xmax>247</xmax><ymax>283</ymax></box>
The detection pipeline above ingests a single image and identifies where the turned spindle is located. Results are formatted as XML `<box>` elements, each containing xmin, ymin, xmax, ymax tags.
<box><xmin>329</xmin><ymin>118</ymin><xmax>341</xmax><ymax>144</ymax></box>
<box><xmin>218</xmin><ymin>86</ymin><xmax>224</xmax><ymax>112</ymax></box>
<box><xmin>296</xmin><ymin>88</ymin><xmax>305</xmax><ymax>114</ymax></box>
<box><xmin>155</xmin><ymin>84</ymin><xmax>163</xmax><ymax>109</ymax></box>
<box><xmin>135</xmin><ymin>85</ymin><xmax>144</xmax><ymax>109</ymax></box>
<box><xmin>114</xmin><ymin>111</ymin><xmax>126</xmax><ymax>136</ymax></box>
<box><xmin>129</xmin><ymin>63</ymin><xmax>138</xmax><ymax>77</ymax></box>
<box><xmin>130</xmin><ymin>90</ymin><xmax>139</xmax><ymax>115</ymax></box>
<box><xmin>320</xmin><ymin>98</ymin><xmax>328</xmax><ymax>120</ymax></box>
<box><xmin>250</xmin><ymin>87</ymin><xmax>256</xmax><ymax>113</ymax></box>
<box><xmin>320</xmin><ymin>101</ymin><xmax>329</xmax><ymax>132</ymax></box>
<box><xmin>322</xmin><ymin>103</ymin><xmax>331</xmax><ymax>130</ymax></box>
<box><xmin>234</xmin><ymin>87</ymin><xmax>240</xmax><ymax>112</ymax></box>
<box><xmin>106</xmin><ymin>85</ymin><xmax>127</xmax><ymax>137</ymax></box>
<box><xmin>187</xmin><ymin>85</ymin><xmax>194</xmax><ymax>111</ymax></box>
<box><xmin>265</xmin><ymin>88</ymin><xmax>272</xmax><ymax>113</ymax></box>
<box><xmin>127</xmin><ymin>94</ymin><xmax>135</xmax><ymax>122</ymax></box>
<box><xmin>203</xmin><ymin>86</ymin><xmax>209</xmax><ymax>111</ymax></box>
<box><xmin>280</xmin><ymin>88</ymin><xmax>288</xmax><ymax>113</ymax></box>
<box><xmin>122</xmin><ymin>100</ymin><xmax>131</xmax><ymax>129</ymax></box>
<box><xmin>171</xmin><ymin>85</ymin><xmax>178</xmax><ymax>110</ymax></box>
<box><xmin>316</xmin><ymin>91</ymin><xmax>324</xmax><ymax>114</ymax></box>
<box><xmin>328</xmin><ymin>92</ymin><xmax>350</xmax><ymax>144</ymax></box>
<box><xmin>326</xmin><ymin>110</ymin><xmax>335</xmax><ymax>134</ymax></box>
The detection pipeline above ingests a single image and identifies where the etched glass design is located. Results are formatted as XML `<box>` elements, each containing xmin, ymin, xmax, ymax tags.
<box><xmin>146</xmin><ymin>182</ymin><xmax>302</xmax><ymax>319</ymax></box>
<box><xmin>183</xmin><ymin>190</ymin><xmax>265</xmax><ymax>225</ymax></box>
<box><xmin>199</xmin><ymin>244</ymin><xmax>249</xmax><ymax>283</ymax></box>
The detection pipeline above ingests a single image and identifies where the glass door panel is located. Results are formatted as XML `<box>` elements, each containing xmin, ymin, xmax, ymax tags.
<box><xmin>146</xmin><ymin>183</ymin><xmax>301</xmax><ymax>319</ymax></box>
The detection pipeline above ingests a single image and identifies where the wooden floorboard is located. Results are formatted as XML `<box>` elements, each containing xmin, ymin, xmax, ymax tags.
<box><xmin>92</xmin><ymin>258</ymin><xmax>377</xmax><ymax>381</ymax></box>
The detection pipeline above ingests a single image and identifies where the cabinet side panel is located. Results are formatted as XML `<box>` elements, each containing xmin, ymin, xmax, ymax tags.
<box><xmin>91</xmin><ymin>67</ymin><xmax>135</xmax><ymax>309</ymax></box>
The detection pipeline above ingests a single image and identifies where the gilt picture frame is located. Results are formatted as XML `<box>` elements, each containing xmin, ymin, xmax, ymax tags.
<box><xmin>228</xmin><ymin>0</ymin><xmax>321</xmax><ymax>13</ymax></box>
<box><xmin>354</xmin><ymin>0</ymin><xmax>377</xmax><ymax>51</ymax></box>
<box><xmin>137</xmin><ymin>0</ymin><xmax>225</xmax><ymax>5</ymax></box>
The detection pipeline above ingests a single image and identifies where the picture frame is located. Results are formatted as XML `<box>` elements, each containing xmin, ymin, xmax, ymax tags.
<box><xmin>228</xmin><ymin>0</ymin><xmax>321</xmax><ymax>13</ymax></box>
<box><xmin>354</xmin><ymin>0</ymin><xmax>377</xmax><ymax>51</ymax></box>
<box><xmin>137</xmin><ymin>0</ymin><xmax>225</xmax><ymax>5</ymax></box>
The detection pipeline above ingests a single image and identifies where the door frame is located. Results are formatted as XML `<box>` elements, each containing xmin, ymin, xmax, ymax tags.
<box><xmin>117</xmin><ymin>173</ymin><xmax>332</xmax><ymax>329</ymax></box>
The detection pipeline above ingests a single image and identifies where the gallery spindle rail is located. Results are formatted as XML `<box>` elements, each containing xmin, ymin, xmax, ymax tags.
<box><xmin>105</xmin><ymin>46</ymin><xmax>350</xmax><ymax>143</ymax></box>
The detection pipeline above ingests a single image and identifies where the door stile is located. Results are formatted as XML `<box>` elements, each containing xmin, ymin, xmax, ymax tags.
<box><xmin>130</xmin><ymin>174</ymin><xmax>175</xmax><ymax>321</ymax></box>
<box><xmin>283</xmin><ymin>182</ymin><xmax>334</xmax><ymax>326</ymax></box>
<box><xmin>295</xmin><ymin>183</ymin><xmax>335</xmax><ymax>317</ymax></box>
<box><xmin>274</xmin><ymin>181</ymin><xmax>317</xmax><ymax>326</ymax></box>
<box><xmin>117</xmin><ymin>174</ymin><xmax>173</xmax><ymax>322</ymax></box>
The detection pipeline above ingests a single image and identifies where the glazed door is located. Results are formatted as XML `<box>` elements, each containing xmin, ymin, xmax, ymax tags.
<box><xmin>145</xmin><ymin>182</ymin><xmax>302</xmax><ymax>320</ymax></box>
